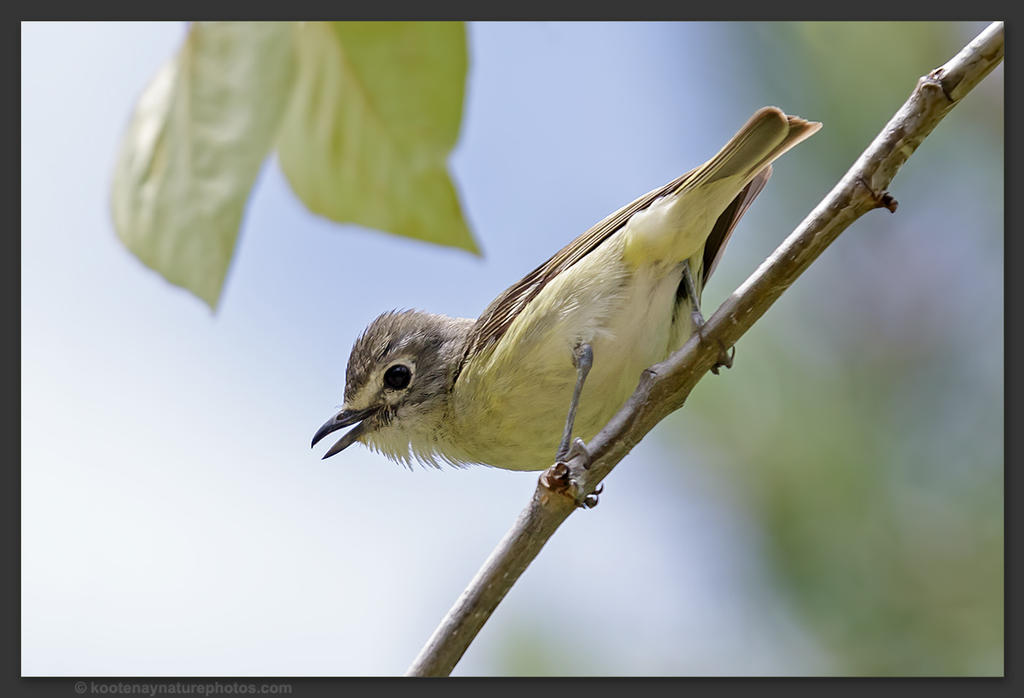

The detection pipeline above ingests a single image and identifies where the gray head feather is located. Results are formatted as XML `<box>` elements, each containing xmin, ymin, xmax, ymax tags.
<box><xmin>340</xmin><ymin>309</ymin><xmax>474</xmax><ymax>466</ymax></box>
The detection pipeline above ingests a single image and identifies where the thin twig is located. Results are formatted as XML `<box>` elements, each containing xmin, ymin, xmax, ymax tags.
<box><xmin>406</xmin><ymin>21</ymin><xmax>1004</xmax><ymax>677</ymax></box>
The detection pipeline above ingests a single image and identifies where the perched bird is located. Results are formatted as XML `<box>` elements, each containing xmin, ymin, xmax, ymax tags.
<box><xmin>312</xmin><ymin>107</ymin><xmax>820</xmax><ymax>471</ymax></box>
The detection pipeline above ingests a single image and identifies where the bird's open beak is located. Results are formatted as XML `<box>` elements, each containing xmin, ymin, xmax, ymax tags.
<box><xmin>311</xmin><ymin>406</ymin><xmax>378</xmax><ymax>460</ymax></box>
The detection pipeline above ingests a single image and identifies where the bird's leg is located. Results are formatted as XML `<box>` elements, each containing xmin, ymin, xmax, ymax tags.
<box><xmin>681</xmin><ymin>263</ymin><xmax>734</xmax><ymax>374</ymax></box>
<box><xmin>555</xmin><ymin>342</ymin><xmax>593</xmax><ymax>467</ymax></box>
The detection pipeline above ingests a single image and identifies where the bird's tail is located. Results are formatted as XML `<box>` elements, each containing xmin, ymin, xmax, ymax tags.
<box><xmin>623</xmin><ymin>107</ymin><xmax>820</xmax><ymax>268</ymax></box>
<box><xmin>675</xmin><ymin>106</ymin><xmax>822</xmax><ymax>196</ymax></box>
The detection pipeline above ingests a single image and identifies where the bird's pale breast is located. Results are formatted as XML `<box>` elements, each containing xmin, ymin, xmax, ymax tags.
<box><xmin>446</xmin><ymin>234</ymin><xmax>693</xmax><ymax>470</ymax></box>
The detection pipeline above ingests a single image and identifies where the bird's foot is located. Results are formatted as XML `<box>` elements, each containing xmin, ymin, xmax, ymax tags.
<box><xmin>580</xmin><ymin>483</ymin><xmax>604</xmax><ymax>509</ymax></box>
<box><xmin>539</xmin><ymin>462</ymin><xmax>604</xmax><ymax>510</ymax></box>
<box><xmin>557</xmin><ymin>436</ymin><xmax>591</xmax><ymax>469</ymax></box>
<box><xmin>857</xmin><ymin>176</ymin><xmax>899</xmax><ymax>213</ymax></box>
<box><xmin>710</xmin><ymin>341</ymin><xmax>735</xmax><ymax>375</ymax></box>
<box><xmin>694</xmin><ymin>322</ymin><xmax>735</xmax><ymax>375</ymax></box>
<box><xmin>685</xmin><ymin>275</ymin><xmax>734</xmax><ymax>376</ymax></box>
<box><xmin>543</xmin><ymin>438</ymin><xmax>602</xmax><ymax>509</ymax></box>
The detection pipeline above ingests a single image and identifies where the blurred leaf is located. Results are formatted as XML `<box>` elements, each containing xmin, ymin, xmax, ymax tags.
<box><xmin>276</xmin><ymin>21</ymin><xmax>477</xmax><ymax>254</ymax></box>
<box><xmin>111</xmin><ymin>22</ymin><xmax>296</xmax><ymax>308</ymax></box>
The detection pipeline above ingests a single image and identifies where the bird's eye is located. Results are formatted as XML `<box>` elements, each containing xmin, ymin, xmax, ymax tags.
<box><xmin>383</xmin><ymin>364</ymin><xmax>412</xmax><ymax>390</ymax></box>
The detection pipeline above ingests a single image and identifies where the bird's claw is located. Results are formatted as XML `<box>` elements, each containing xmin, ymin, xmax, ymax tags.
<box><xmin>565</xmin><ymin>437</ymin><xmax>591</xmax><ymax>469</ymax></box>
<box><xmin>695</xmin><ymin>324</ymin><xmax>735</xmax><ymax>375</ymax></box>
<box><xmin>542</xmin><ymin>440</ymin><xmax>602</xmax><ymax>510</ymax></box>
<box><xmin>857</xmin><ymin>176</ymin><xmax>899</xmax><ymax>213</ymax></box>
<box><xmin>710</xmin><ymin>343</ymin><xmax>735</xmax><ymax>375</ymax></box>
<box><xmin>580</xmin><ymin>483</ymin><xmax>604</xmax><ymax>509</ymax></box>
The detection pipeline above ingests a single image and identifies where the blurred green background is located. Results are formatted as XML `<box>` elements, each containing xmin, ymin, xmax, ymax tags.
<box><xmin>22</xmin><ymin>22</ymin><xmax>1002</xmax><ymax>676</ymax></box>
<box><xmin>665</xmin><ymin>22</ymin><xmax>1004</xmax><ymax>675</ymax></box>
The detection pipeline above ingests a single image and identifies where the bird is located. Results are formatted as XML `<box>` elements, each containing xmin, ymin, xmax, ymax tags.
<box><xmin>312</xmin><ymin>106</ymin><xmax>820</xmax><ymax>471</ymax></box>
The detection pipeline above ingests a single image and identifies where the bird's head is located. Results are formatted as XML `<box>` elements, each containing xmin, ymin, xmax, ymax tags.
<box><xmin>311</xmin><ymin>310</ymin><xmax>473</xmax><ymax>466</ymax></box>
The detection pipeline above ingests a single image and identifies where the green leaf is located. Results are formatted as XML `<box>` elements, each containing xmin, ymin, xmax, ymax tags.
<box><xmin>276</xmin><ymin>21</ymin><xmax>478</xmax><ymax>254</ymax></box>
<box><xmin>111</xmin><ymin>22</ymin><xmax>296</xmax><ymax>309</ymax></box>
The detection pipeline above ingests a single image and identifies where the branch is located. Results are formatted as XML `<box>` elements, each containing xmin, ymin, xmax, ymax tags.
<box><xmin>406</xmin><ymin>21</ymin><xmax>1004</xmax><ymax>677</ymax></box>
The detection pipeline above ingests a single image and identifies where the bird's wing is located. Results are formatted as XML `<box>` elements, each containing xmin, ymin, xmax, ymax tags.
<box><xmin>463</xmin><ymin>161</ymin><xmax>776</xmax><ymax>365</ymax></box>
<box><xmin>459</xmin><ymin>107</ymin><xmax>819</xmax><ymax>376</ymax></box>
<box><xmin>700</xmin><ymin>165</ymin><xmax>772</xmax><ymax>284</ymax></box>
<box><xmin>462</xmin><ymin>170</ymin><xmax>694</xmax><ymax>362</ymax></box>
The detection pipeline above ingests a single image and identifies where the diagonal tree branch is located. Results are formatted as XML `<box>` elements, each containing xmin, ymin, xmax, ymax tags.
<box><xmin>406</xmin><ymin>21</ymin><xmax>1004</xmax><ymax>677</ymax></box>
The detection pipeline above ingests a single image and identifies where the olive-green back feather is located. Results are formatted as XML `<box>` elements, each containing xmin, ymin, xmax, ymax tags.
<box><xmin>463</xmin><ymin>169</ymin><xmax>696</xmax><ymax>361</ymax></box>
<box><xmin>462</xmin><ymin>107</ymin><xmax>819</xmax><ymax>362</ymax></box>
